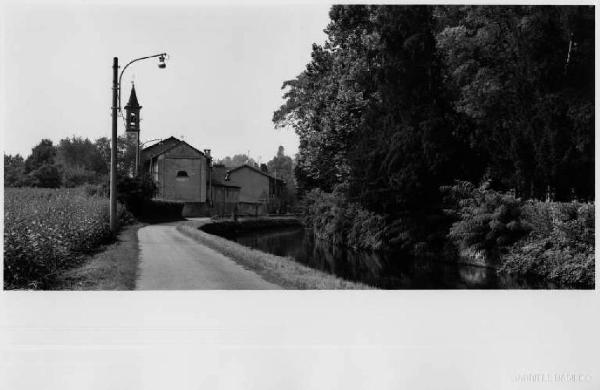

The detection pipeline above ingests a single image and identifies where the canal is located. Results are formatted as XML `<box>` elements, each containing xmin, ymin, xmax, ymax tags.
<box><xmin>226</xmin><ymin>226</ymin><xmax>554</xmax><ymax>289</ymax></box>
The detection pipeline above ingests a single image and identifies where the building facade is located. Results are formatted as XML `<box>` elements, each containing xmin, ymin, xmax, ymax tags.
<box><xmin>141</xmin><ymin>137</ymin><xmax>209</xmax><ymax>202</ymax></box>
<box><xmin>225</xmin><ymin>164</ymin><xmax>285</xmax><ymax>209</ymax></box>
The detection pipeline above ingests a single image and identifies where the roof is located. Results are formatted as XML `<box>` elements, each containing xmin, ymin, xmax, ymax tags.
<box><xmin>141</xmin><ymin>136</ymin><xmax>206</xmax><ymax>161</ymax></box>
<box><xmin>227</xmin><ymin>164</ymin><xmax>285</xmax><ymax>183</ymax></box>
<box><xmin>124</xmin><ymin>84</ymin><xmax>141</xmax><ymax>109</ymax></box>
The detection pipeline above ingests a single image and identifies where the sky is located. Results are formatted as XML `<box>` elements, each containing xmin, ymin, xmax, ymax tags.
<box><xmin>1</xmin><ymin>3</ymin><xmax>331</xmax><ymax>163</ymax></box>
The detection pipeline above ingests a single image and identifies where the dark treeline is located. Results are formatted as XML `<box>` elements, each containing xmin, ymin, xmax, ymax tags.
<box><xmin>4</xmin><ymin>135</ymin><xmax>138</xmax><ymax>189</ymax></box>
<box><xmin>274</xmin><ymin>5</ymin><xmax>594</xmax><ymax>249</ymax></box>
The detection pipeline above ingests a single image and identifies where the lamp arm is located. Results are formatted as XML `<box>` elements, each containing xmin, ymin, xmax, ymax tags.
<box><xmin>117</xmin><ymin>53</ymin><xmax>167</xmax><ymax>111</ymax></box>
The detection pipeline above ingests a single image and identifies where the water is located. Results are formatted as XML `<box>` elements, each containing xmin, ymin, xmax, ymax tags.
<box><xmin>227</xmin><ymin>227</ymin><xmax>555</xmax><ymax>289</ymax></box>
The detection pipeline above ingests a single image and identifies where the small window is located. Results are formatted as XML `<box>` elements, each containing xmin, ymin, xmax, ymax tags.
<box><xmin>176</xmin><ymin>171</ymin><xmax>189</xmax><ymax>178</ymax></box>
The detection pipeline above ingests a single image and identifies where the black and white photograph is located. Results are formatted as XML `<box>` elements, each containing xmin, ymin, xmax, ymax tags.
<box><xmin>0</xmin><ymin>1</ymin><xmax>598</xmax><ymax>389</ymax></box>
<box><xmin>2</xmin><ymin>3</ymin><xmax>594</xmax><ymax>291</ymax></box>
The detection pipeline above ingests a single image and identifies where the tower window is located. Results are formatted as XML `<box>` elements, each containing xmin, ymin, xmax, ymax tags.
<box><xmin>176</xmin><ymin>171</ymin><xmax>189</xmax><ymax>178</ymax></box>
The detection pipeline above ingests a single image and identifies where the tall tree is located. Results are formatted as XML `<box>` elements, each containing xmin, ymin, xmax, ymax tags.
<box><xmin>24</xmin><ymin>139</ymin><xmax>57</xmax><ymax>174</ymax></box>
<box><xmin>4</xmin><ymin>154</ymin><xmax>25</xmax><ymax>187</ymax></box>
<box><xmin>274</xmin><ymin>5</ymin><xmax>461</xmax><ymax>219</ymax></box>
<box><xmin>436</xmin><ymin>5</ymin><xmax>594</xmax><ymax>200</ymax></box>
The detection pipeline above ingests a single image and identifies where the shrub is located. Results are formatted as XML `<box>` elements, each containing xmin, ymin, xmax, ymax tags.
<box><xmin>302</xmin><ymin>188</ymin><xmax>386</xmax><ymax>250</ymax></box>
<box><xmin>115</xmin><ymin>173</ymin><xmax>157</xmax><ymax>217</ymax></box>
<box><xmin>444</xmin><ymin>181</ymin><xmax>532</xmax><ymax>253</ymax></box>
<box><xmin>27</xmin><ymin>164</ymin><xmax>62</xmax><ymax>188</ymax></box>
<box><xmin>500</xmin><ymin>201</ymin><xmax>595</xmax><ymax>287</ymax></box>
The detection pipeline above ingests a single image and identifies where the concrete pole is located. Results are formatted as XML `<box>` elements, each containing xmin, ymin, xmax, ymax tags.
<box><xmin>110</xmin><ymin>57</ymin><xmax>119</xmax><ymax>233</ymax></box>
<box><xmin>135</xmin><ymin>132</ymin><xmax>140</xmax><ymax>177</ymax></box>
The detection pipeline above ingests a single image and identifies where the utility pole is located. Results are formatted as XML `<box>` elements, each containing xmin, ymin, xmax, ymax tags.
<box><xmin>110</xmin><ymin>53</ymin><xmax>167</xmax><ymax>233</ymax></box>
<box><xmin>110</xmin><ymin>57</ymin><xmax>119</xmax><ymax>233</ymax></box>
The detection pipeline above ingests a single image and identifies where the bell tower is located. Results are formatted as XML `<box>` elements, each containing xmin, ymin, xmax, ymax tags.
<box><xmin>124</xmin><ymin>83</ymin><xmax>142</xmax><ymax>176</ymax></box>
<box><xmin>124</xmin><ymin>83</ymin><xmax>142</xmax><ymax>133</ymax></box>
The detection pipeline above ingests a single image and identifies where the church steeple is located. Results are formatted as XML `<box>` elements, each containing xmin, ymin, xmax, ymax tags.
<box><xmin>124</xmin><ymin>83</ymin><xmax>142</xmax><ymax>133</ymax></box>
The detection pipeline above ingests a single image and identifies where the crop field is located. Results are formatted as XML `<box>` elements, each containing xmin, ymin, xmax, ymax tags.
<box><xmin>4</xmin><ymin>187</ymin><xmax>123</xmax><ymax>289</ymax></box>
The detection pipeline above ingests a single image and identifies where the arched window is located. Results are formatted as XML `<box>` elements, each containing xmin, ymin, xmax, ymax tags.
<box><xmin>176</xmin><ymin>171</ymin><xmax>189</xmax><ymax>177</ymax></box>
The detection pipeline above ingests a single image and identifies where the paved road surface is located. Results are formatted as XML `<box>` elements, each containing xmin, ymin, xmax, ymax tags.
<box><xmin>136</xmin><ymin>221</ymin><xmax>281</xmax><ymax>290</ymax></box>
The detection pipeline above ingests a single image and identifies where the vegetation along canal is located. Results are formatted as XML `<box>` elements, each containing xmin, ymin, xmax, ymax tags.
<box><xmin>225</xmin><ymin>227</ymin><xmax>555</xmax><ymax>289</ymax></box>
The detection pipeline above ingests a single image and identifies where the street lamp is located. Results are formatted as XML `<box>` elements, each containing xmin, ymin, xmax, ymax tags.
<box><xmin>110</xmin><ymin>53</ymin><xmax>168</xmax><ymax>233</ymax></box>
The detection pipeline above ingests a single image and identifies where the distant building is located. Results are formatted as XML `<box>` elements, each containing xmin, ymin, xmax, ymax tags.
<box><xmin>225</xmin><ymin>164</ymin><xmax>286</xmax><ymax>208</ymax></box>
<box><xmin>210</xmin><ymin>163</ymin><xmax>240</xmax><ymax>215</ymax></box>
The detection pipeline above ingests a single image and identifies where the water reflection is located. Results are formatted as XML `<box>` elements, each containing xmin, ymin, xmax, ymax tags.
<box><xmin>229</xmin><ymin>227</ymin><xmax>551</xmax><ymax>289</ymax></box>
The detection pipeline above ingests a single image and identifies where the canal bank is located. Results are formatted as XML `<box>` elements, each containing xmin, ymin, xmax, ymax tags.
<box><xmin>177</xmin><ymin>217</ymin><xmax>562</xmax><ymax>289</ymax></box>
<box><xmin>177</xmin><ymin>217</ymin><xmax>370</xmax><ymax>289</ymax></box>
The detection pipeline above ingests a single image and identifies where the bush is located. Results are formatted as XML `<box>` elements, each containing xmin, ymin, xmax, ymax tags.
<box><xmin>4</xmin><ymin>188</ymin><xmax>127</xmax><ymax>289</ymax></box>
<box><xmin>444</xmin><ymin>181</ymin><xmax>532</xmax><ymax>253</ymax></box>
<box><xmin>60</xmin><ymin>165</ymin><xmax>104</xmax><ymax>188</ymax></box>
<box><xmin>27</xmin><ymin>164</ymin><xmax>62</xmax><ymax>188</ymax></box>
<box><xmin>500</xmin><ymin>201</ymin><xmax>594</xmax><ymax>287</ymax></box>
<box><xmin>302</xmin><ymin>187</ymin><xmax>386</xmax><ymax>250</ymax></box>
<box><xmin>115</xmin><ymin>173</ymin><xmax>157</xmax><ymax>217</ymax></box>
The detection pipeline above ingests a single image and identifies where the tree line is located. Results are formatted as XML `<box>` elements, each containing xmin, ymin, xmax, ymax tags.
<box><xmin>273</xmin><ymin>5</ymin><xmax>593</xmax><ymax>245</ymax></box>
<box><xmin>4</xmin><ymin>135</ymin><xmax>138</xmax><ymax>188</ymax></box>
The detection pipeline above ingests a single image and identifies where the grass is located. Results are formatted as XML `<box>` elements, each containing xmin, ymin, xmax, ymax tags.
<box><xmin>53</xmin><ymin>222</ymin><xmax>143</xmax><ymax>290</ymax></box>
<box><xmin>177</xmin><ymin>219</ymin><xmax>371</xmax><ymax>289</ymax></box>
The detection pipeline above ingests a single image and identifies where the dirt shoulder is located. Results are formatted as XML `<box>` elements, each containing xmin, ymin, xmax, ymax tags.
<box><xmin>53</xmin><ymin>222</ymin><xmax>144</xmax><ymax>290</ymax></box>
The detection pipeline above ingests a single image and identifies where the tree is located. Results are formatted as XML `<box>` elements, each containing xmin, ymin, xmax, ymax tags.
<box><xmin>4</xmin><ymin>154</ymin><xmax>25</xmax><ymax>187</ymax></box>
<box><xmin>56</xmin><ymin>136</ymin><xmax>108</xmax><ymax>186</ymax></box>
<box><xmin>274</xmin><ymin>5</ymin><xmax>460</xmax><ymax>216</ymax></box>
<box><xmin>215</xmin><ymin>154</ymin><xmax>257</xmax><ymax>168</ymax></box>
<box><xmin>28</xmin><ymin>164</ymin><xmax>62</xmax><ymax>188</ymax></box>
<box><xmin>266</xmin><ymin>146</ymin><xmax>297</xmax><ymax>207</ymax></box>
<box><xmin>436</xmin><ymin>5</ymin><xmax>594</xmax><ymax>200</ymax></box>
<box><xmin>24</xmin><ymin>139</ymin><xmax>56</xmax><ymax>174</ymax></box>
<box><xmin>94</xmin><ymin>135</ymin><xmax>137</xmax><ymax>177</ymax></box>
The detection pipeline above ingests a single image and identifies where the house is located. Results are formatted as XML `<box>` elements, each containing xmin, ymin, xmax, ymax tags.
<box><xmin>209</xmin><ymin>164</ymin><xmax>240</xmax><ymax>215</ymax></box>
<box><xmin>225</xmin><ymin>164</ymin><xmax>286</xmax><ymax>213</ymax></box>
<box><xmin>141</xmin><ymin>136</ymin><xmax>209</xmax><ymax>203</ymax></box>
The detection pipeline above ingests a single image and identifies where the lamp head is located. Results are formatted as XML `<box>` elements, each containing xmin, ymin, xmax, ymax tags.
<box><xmin>158</xmin><ymin>55</ymin><xmax>166</xmax><ymax>69</ymax></box>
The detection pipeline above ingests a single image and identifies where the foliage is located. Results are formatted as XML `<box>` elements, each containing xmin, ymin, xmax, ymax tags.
<box><xmin>5</xmin><ymin>134</ymin><xmax>135</xmax><ymax>189</ymax></box>
<box><xmin>115</xmin><ymin>173</ymin><xmax>157</xmax><ymax>217</ymax></box>
<box><xmin>444</xmin><ymin>181</ymin><xmax>533</xmax><ymax>252</ymax></box>
<box><xmin>27</xmin><ymin>164</ymin><xmax>63</xmax><ymax>188</ymax></box>
<box><xmin>302</xmin><ymin>187</ymin><xmax>386</xmax><ymax>251</ymax></box>
<box><xmin>444</xmin><ymin>181</ymin><xmax>594</xmax><ymax>287</ymax></box>
<box><xmin>24</xmin><ymin>139</ymin><xmax>56</xmax><ymax>173</ymax></box>
<box><xmin>215</xmin><ymin>154</ymin><xmax>258</xmax><ymax>168</ymax></box>
<box><xmin>435</xmin><ymin>5</ymin><xmax>594</xmax><ymax>200</ymax></box>
<box><xmin>95</xmin><ymin>135</ymin><xmax>137</xmax><ymax>177</ymax></box>
<box><xmin>499</xmin><ymin>201</ymin><xmax>594</xmax><ymax>287</ymax></box>
<box><xmin>266</xmin><ymin>145</ymin><xmax>298</xmax><ymax>209</ymax></box>
<box><xmin>4</xmin><ymin>154</ymin><xmax>26</xmax><ymax>187</ymax></box>
<box><xmin>273</xmin><ymin>5</ymin><xmax>593</xmax><ymax>255</ymax></box>
<box><xmin>3</xmin><ymin>187</ymin><xmax>127</xmax><ymax>289</ymax></box>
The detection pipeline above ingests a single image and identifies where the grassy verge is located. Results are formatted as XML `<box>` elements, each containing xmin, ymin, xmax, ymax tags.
<box><xmin>177</xmin><ymin>220</ymin><xmax>371</xmax><ymax>289</ymax></box>
<box><xmin>53</xmin><ymin>222</ymin><xmax>143</xmax><ymax>290</ymax></box>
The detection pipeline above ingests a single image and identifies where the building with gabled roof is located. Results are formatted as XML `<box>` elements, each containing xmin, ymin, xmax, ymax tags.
<box><xmin>141</xmin><ymin>137</ymin><xmax>209</xmax><ymax>202</ymax></box>
<box><xmin>225</xmin><ymin>164</ymin><xmax>286</xmax><ymax>204</ymax></box>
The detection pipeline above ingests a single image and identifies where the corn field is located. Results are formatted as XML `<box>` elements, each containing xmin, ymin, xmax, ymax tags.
<box><xmin>4</xmin><ymin>187</ymin><xmax>123</xmax><ymax>289</ymax></box>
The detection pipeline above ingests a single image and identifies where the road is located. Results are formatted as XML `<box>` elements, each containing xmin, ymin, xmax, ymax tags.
<box><xmin>135</xmin><ymin>221</ymin><xmax>281</xmax><ymax>290</ymax></box>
